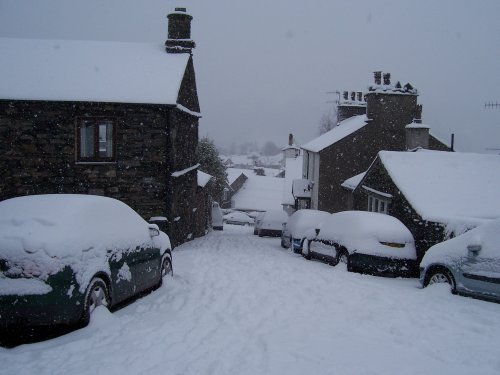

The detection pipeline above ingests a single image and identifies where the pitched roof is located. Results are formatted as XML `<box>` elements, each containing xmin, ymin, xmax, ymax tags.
<box><xmin>228</xmin><ymin>168</ymin><xmax>284</xmax><ymax>212</ymax></box>
<box><xmin>377</xmin><ymin>150</ymin><xmax>500</xmax><ymax>227</ymax></box>
<box><xmin>0</xmin><ymin>38</ymin><xmax>190</xmax><ymax>105</ymax></box>
<box><xmin>341</xmin><ymin>171</ymin><xmax>366</xmax><ymax>191</ymax></box>
<box><xmin>197</xmin><ymin>171</ymin><xmax>213</xmax><ymax>188</ymax></box>
<box><xmin>302</xmin><ymin>115</ymin><xmax>368</xmax><ymax>153</ymax></box>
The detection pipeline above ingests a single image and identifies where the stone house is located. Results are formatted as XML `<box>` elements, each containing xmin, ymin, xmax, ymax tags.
<box><xmin>352</xmin><ymin>150</ymin><xmax>500</xmax><ymax>261</ymax></box>
<box><xmin>300</xmin><ymin>72</ymin><xmax>451</xmax><ymax>213</ymax></box>
<box><xmin>221</xmin><ymin>170</ymin><xmax>248</xmax><ymax>209</ymax></box>
<box><xmin>0</xmin><ymin>8</ymin><xmax>205</xmax><ymax>247</ymax></box>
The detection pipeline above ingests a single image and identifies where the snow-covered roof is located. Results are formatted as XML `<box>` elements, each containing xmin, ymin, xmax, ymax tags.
<box><xmin>229</xmin><ymin>168</ymin><xmax>284</xmax><ymax>212</ymax></box>
<box><xmin>0</xmin><ymin>38</ymin><xmax>190</xmax><ymax>105</ymax></box>
<box><xmin>197</xmin><ymin>170</ymin><xmax>213</xmax><ymax>188</ymax></box>
<box><xmin>226</xmin><ymin>168</ymin><xmax>250</xmax><ymax>186</ymax></box>
<box><xmin>171</xmin><ymin>164</ymin><xmax>200</xmax><ymax>178</ymax></box>
<box><xmin>378</xmin><ymin>150</ymin><xmax>500</xmax><ymax>229</ymax></box>
<box><xmin>341</xmin><ymin>171</ymin><xmax>366</xmax><ymax>191</ymax></box>
<box><xmin>367</xmin><ymin>82</ymin><xmax>418</xmax><ymax>95</ymax></box>
<box><xmin>282</xmin><ymin>156</ymin><xmax>303</xmax><ymax>205</ymax></box>
<box><xmin>302</xmin><ymin>115</ymin><xmax>368</xmax><ymax>153</ymax></box>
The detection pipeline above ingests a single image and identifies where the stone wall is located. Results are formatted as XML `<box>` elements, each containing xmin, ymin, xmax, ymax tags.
<box><xmin>0</xmin><ymin>99</ymin><xmax>203</xmax><ymax>247</ymax></box>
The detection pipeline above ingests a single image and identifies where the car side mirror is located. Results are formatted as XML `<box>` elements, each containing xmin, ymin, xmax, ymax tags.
<box><xmin>467</xmin><ymin>244</ymin><xmax>481</xmax><ymax>256</ymax></box>
<box><xmin>148</xmin><ymin>225</ymin><xmax>160</xmax><ymax>237</ymax></box>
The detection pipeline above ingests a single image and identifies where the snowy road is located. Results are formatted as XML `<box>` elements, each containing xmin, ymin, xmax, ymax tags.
<box><xmin>2</xmin><ymin>224</ymin><xmax>500</xmax><ymax>375</ymax></box>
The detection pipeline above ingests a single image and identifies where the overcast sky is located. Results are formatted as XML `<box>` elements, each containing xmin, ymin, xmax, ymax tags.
<box><xmin>1</xmin><ymin>0</ymin><xmax>499</xmax><ymax>153</ymax></box>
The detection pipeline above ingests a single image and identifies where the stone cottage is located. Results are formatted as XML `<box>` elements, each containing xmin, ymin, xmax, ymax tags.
<box><xmin>0</xmin><ymin>8</ymin><xmax>204</xmax><ymax>247</ymax></box>
<box><xmin>352</xmin><ymin>150</ymin><xmax>500</xmax><ymax>261</ymax></box>
<box><xmin>299</xmin><ymin>72</ymin><xmax>451</xmax><ymax>213</ymax></box>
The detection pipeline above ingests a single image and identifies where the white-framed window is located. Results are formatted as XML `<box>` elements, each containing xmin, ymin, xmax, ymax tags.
<box><xmin>368</xmin><ymin>195</ymin><xmax>389</xmax><ymax>214</ymax></box>
<box><xmin>77</xmin><ymin>118</ymin><xmax>115</xmax><ymax>161</ymax></box>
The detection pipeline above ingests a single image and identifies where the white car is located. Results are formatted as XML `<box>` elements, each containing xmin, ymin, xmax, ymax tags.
<box><xmin>303</xmin><ymin>211</ymin><xmax>417</xmax><ymax>277</ymax></box>
<box><xmin>223</xmin><ymin>211</ymin><xmax>254</xmax><ymax>226</ymax></box>
<box><xmin>420</xmin><ymin>218</ymin><xmax>500</xmax><ymax>302</ymax></box>
<box><xmin>258</xmin><ymin>209</ymin><xmax>288</xmax><ymax>237</ymax></box>
<box><xmin>281</xmin><ymin>209</ymin><xmax>331</xmax><ymax>252</ymax></box>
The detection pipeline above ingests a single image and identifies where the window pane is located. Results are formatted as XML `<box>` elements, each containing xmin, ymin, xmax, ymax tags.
<box><xmin>99</xmin><ymin>121</ymin><xmax>113</xmax><ymax>157</ymax></box>
<box><xmin>80</xmin><ymin>122</ymin><xmax>94</xmax><ymax>158</ymax></box>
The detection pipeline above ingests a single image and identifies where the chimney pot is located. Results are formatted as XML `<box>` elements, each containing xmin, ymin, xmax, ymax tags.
<box><xmin>289</xmin><ymin>133</ymin><xmax>293</xmax><ymax>146</ymax></box>
<box><xmin>343</xmin><ymin>91</ymin><xmax>348</xmax><ymax>100</ymax></box>
<box><xmin>374</xmin><ymin>71</ymin><xmax>382</xmax><ymax>85</ymax></box>
<box><xmin>351</xmin><ymin>92</ymin><xmax>356</xmax><ymax>101</ymax></box>
<box><xmin>357</xmin><ymin>92</ymin><xmax>362</xmax><ymax>101</ymax></box>
<box><xmin>383</xmin><ymin>73</ymin><xmax>391</xmax><ymax>85</ymax></box>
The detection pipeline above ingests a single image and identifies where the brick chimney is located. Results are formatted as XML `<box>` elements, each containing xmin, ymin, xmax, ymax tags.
<box><xmin>165</xmin><ymin>8</ymin><xmax>195</xmax><ymax>54</ymax></box>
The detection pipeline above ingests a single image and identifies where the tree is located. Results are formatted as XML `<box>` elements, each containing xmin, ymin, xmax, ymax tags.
<box><xmin>318</xmin><ymin>110</ymin><xmax>338</xmax><ymax>135</ymax></box>
<box><xmin>261</xmin><ymin>141</ymin><xmax>280</xmax><ymax>156</ymax></box>
<box><xmin>198</xmin><ymin>137</ymin><xmax>228</xmax><ymax>203</ymax></box>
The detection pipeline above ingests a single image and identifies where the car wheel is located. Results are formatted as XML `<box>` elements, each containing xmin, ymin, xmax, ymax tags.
<box><xmin>425</xmin><ymin>267</ymin><xmax>456</xmax><ymax>292</ymax></box>
<box><xmin>161</xmin><ymin>254</ymin><xmax>173</xmax><ymax>278</ymax></box>
<box><xmin>82</xmin><ymin>277</ymin><xmax>110</xmax><ymax>324</ymax></box>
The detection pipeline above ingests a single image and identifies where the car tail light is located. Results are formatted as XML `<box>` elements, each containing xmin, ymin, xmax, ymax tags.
<box><xmin>379</xmin><ymin>241</ymin><xmax>405</xmax><ymax>248</ymax></box>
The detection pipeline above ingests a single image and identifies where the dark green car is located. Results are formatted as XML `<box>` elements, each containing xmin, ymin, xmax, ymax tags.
<box><xmin>0</xmin><ymin>194</ymin><xmax>173</xmax><ymax>329</ymax></box>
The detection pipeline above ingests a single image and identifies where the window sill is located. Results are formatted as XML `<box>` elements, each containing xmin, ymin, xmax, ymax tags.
<box><xmin>75</xmin><ymin>161</ymin><xmax>117</xmax><ymax>165</ymax></box>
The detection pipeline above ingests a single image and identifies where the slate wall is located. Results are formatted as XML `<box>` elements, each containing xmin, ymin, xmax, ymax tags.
<box><xmin>0</xmin><ymin>99</ymin><xmax>202</xmax><ymax>247</ymax></box>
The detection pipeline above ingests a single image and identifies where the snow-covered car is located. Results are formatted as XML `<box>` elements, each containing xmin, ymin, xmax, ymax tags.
<box><xmin>420</xmin><ymin>218</ymin><xmax>500</xmax><ymax>302</ymax></box>
<box><xmin>223</xmin><ymin>211</ymin><xmax>254</xmax><ymax>226</ymax></box>
<box><xmin>258</xmin><ymin>209</ymin><xmax>288</xmax><ymax>237</ymax></box>
<box><xmin>303</xmin><ymin>211</ymin><xmax>417</xmax><ymax>277</ymax></box>
<box><xmin>281</xmin><ymin>209</ymin><xmax>331</xmax><ymax>252</ymax></box>
<box><xmin>0</xmin><ymin>194</ymin><xmax>172</xmax><ymax>329</ymax></box>
<box><xmin>253</xmin><ymin>211</ymin><xmax>266</xmax><ymax>235</ymax></box>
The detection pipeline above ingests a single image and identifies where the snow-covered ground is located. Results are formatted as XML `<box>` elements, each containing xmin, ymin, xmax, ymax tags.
<box><xmin>2</xmin><ymin>225</ymin><xmax>500</xmax><ymax>375</ymax></box>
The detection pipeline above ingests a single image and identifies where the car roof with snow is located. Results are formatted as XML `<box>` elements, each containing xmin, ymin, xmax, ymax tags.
<box><xmin>287</xmin><ymin>209</ymin><xmax>331</xmax><ymax>238</ymax></box>
<box><xmin>315</xmin><ymin>211</ymin><xmax>416</xmax><ymax>259</ymax></box>
<box><xmin>0</xmin><ymin>194</ymin><xmax>160</xmax><ymax>258</ymax></box>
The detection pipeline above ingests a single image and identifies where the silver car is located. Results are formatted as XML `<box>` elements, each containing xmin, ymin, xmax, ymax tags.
<box><xmin>420</xmin><ymin>218</ymin><xmax>500</xmax><ymax>303</ymax></box>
